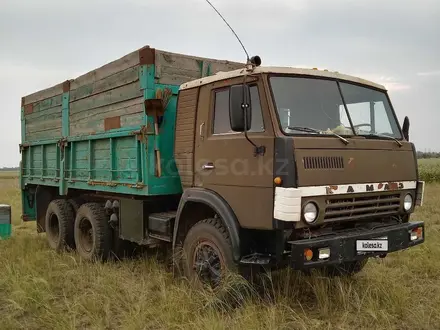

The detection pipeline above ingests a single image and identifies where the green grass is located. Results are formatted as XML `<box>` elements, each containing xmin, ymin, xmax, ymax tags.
<box><xmin>0</xmin><ymin>170</ymin><xmax>20</xmax><ymax>180</ymax></box>
<box><xmin>418</xmin><ymin>158</ymin><xmax>440</xmax><ymax>183</ymax></box>
<box><xmin>0</xmin><ymin>170</ymin><xmax>440</xmax><ymax>329</ymax></box>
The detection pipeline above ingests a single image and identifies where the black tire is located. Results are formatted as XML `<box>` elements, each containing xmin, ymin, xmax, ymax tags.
<box><xmin>45</xmin><ymin>199</ymin><xmax>75</xmax><ymax>251</ymax></box>
<box><xmin>322</xmin><ymin>259</ymin><xmax>368</xmax><ymax>277</ymax></box>
<box><xmin>182</xmin><ymin>218</ymin><xmax>236</xmax><ymax>288</ymax></box>
<box><xmin>74</xmin><ymin>203</ymin><xmax>112</xmax><ymax>261</ymax></box>
<box><xmin>68</xmin><ymin>198</ymin><xmax>85</xmax><ymax>214</ymax></box>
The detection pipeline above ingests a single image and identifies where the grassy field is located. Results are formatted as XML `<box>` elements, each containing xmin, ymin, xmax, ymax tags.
<box><xmin>0</xmin><ymin>163</ymin><xmax>440</xmax><ymax>330</ymax></box>
<box><xmin>418</xmin><ymin>158</ymin><xmax>440</xmax><ymax>183</ymax></box>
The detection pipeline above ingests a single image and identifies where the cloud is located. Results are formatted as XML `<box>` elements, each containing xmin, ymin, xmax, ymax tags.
<box><xmin>417</xmin><ymin>70</ymin><xmax>440</xmax><ymax>77</ymax></box>
<box><xmin>383</xmin><ymin>82</ymin><xmax>412</xmax><ymax>91</ymax></box>
<box><xmin>346</xmin><ymin>73</ymin><xmax>411</xmax><ymax>92</ymax></box>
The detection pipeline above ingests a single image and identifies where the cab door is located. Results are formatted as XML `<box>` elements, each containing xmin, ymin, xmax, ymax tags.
<box><xmin>193</xmin><ymin>76</ymin><xmax>275</xmax><ymax>230</ymax></box>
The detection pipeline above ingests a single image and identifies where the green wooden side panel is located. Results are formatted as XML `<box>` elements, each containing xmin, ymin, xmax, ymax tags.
<box><xmin>146</xmin><ymin>83</ymin><xmax>182</xmax><ymax>195</ymax></box>
<box><xmin>65</xmin><ymin>135</ymin><xmax>142</xmax><ymax>189</ymax></box>
<box><xmin>21</xmin><ymin>63</ymin><xmax>184</xmax><ymax>197</ymax></box>
<box><xmin>21</xmin><ymin>143</ymin><xmax>60</xmax><ymax>183</ymax></box>
<box><xmin>69</xmin><ymin>73</ymin><xmax>144</xmax><ymax>136</ymax></box>
<box><xmin>24</xmin><ymin>95</ymin><xmax>63</xmax><ymax>142</ymax></box>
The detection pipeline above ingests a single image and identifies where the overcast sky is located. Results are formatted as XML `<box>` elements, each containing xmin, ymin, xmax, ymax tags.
<box><xmin>0</xmin><ymin>0</ymin><xmax>439</xmax><ymax>167</ymax></box>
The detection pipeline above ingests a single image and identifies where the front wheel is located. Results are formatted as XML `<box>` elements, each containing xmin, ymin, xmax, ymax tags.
<box><xmin>182</xmin><ymin>218</ymin><xmax>236</xmax><ymax>289</ymax></box>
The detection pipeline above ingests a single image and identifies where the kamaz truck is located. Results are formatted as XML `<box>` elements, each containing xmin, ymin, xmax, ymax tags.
<box><xmin>19</xmin><ymin>45</ymin><xmax>425</xmax><ymax>287</ymax></box>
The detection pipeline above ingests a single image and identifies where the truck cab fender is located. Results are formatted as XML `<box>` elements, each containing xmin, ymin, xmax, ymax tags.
<box><xmin>172</xmin><ymin>187</ymin><xmax>241</xmax><ymax>262</ymax></box>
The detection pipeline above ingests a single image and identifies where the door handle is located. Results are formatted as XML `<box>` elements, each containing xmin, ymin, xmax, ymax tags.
<box><xmin>202</xmin><ymin>162</ymin><xmax>215</xmax><ymax>170</ymax></box>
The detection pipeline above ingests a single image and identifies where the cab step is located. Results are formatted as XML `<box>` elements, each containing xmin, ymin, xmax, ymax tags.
<box><xmin>239</xmin><ymin>253</ymin><xmax>272</xmax><ymax>265</ymax></box>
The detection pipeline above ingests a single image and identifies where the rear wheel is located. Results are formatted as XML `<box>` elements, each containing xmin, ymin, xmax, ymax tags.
<box><xmin>182</xmin><ymin>218</ymin><xmax>236</xmax><ymax>289</ymax></box>
<box><xmin>45</xmin><ymin>199</ymin><xmax>75</xmax><ymax>251</ymax></box>
<box><xmin>74</xmin><ymin>203</ymin><xmax>112</xmax><ymax>261</ymax></box>
<box><xmin>68</xmin><ymin>198</ymin><xmax>85</xmax><ymax>214</ymax></box>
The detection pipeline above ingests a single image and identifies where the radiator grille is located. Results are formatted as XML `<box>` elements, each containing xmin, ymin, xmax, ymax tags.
<box><xmin>303</xmin><ymin>156</ymin><xmax>344</xmax><ymax>169</ymax></box>
<box><xmin>324</xmin><ymin>193</ymin><xmax>401</xmax><ymax>222</ymax></box>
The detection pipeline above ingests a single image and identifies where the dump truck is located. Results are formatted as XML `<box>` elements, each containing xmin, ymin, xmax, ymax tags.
<box><xmin>19</xmin><ymin>45</ymin><xmax>425</xmax><ymax>287</ymax></box>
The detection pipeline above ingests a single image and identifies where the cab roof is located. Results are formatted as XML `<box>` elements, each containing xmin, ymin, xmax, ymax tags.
<box><xmin>179</xmin><ymin>66</ymin><xmax>386</xmax><ymax>91</ymax></box>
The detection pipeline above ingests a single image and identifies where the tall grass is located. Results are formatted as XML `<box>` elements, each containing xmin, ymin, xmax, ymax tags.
<box><xmin>0</xmin><ymin>168</ymin><xmax>440</xmax><ymax>328</ymax></box>
<box><xmin>418</xmin><ymin>158</ymin><xmax>440</xmax><ymax>183</ymax></box>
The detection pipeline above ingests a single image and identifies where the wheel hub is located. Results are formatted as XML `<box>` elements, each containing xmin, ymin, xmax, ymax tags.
<box><xmin>78</xmin><ymin>218</ymin><xmax>94</xmax><ymax>253</ymax></box>
<box><xmin>193</xmin><ymin>240</ymin><xmax>224</xmax><ymax>287</ymax></box>
<box><xmin>48</xmin><ymin>214</ymin><xmax>60</xmax><ymax>243</ymax></box>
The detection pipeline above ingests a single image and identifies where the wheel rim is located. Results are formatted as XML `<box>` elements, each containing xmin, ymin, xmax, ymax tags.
<box><xmin>47</xmin><ymin>213</ymin><xmax>60</xmax><ymax>243</ymax></box>
<box><xmin>78</xmin><ymin>217</ymin><xmax>94</xmax><ymax>253</ymax></box>
<box><xmin>192</xmin><ymin>239</ymin><xmax>224</xmax><ymax>287</ymax></box>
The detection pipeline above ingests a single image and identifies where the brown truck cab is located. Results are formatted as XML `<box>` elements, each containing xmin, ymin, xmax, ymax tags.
<box><xmin>174</xmin><ymin>58</ymin><xmax>425</xmax><ymax>282</ymax></box>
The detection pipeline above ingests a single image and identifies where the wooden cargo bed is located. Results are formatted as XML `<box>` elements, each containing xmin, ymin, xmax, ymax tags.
<box><xmin>20</xmin><ymin>45</ymin><xmax>243</xmax><ymax>196</ymax></box>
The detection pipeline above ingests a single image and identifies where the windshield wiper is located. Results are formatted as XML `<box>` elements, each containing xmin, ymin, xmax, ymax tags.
<box><xmin>364</xmin><ymin>132</ymin><xmax>403</xmax><ymax>147</ymax></box>
<box><xmin>287</xmin><ymin>126</ymin><xmax>349</xmax><ymax>145</ymax></box>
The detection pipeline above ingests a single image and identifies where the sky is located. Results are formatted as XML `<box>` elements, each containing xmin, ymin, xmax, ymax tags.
<box><xmin>0</xmin><ymin>0</ymin><xmax>439</xmax><ymax>167</ymax></box>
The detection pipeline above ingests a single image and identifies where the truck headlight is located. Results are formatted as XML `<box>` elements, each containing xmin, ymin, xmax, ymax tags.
<box><xmin>404</xmin><ymin>194</ymin><xmax>413</xmax><ymax>212</ymax></box>
<box><xmin>303</xmin><ymin>202</ymin><xmax>318</xmax><ymax>223</ymax></box>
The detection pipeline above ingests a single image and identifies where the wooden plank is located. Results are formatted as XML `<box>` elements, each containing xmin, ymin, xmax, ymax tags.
<box><xmin>155</xmin><ymin>49</ymin><xmax>244</xmax><ymax>85</ymax></box>
<box><xmin>158</xmin><ymin>73</ymin><xmax>205</xmax><ymax>86</ymax></box>
<box><xmin>155</xmin><ymin>51</ymin><xmax>203</xmax><ymax>77</ymax></box>
<box><xmin>120</xmin><ymin>112</ymin><xmax>143</xmax><ymax>127</ymax></box>
<box><xmin>70</xmin><ymin>66</ymin><xmax>140</xmax><ymax>102</ymax></box>
<box><xmin>25</xmin><ymin>105</ymin><xmax>62</xmax><ymax>121</ymax></box>
<box><xmin>23</xmin><ymin>82</ymin><xmax>65</xmax><ymax>106</ymax></box>
<box><xmin>70</xmin><ymin>81</ymin><xmax>142</xmax><ymax>115</ymax></box>
<box><xmin>209</xmin><ymin>61</ymin><xmax>245</xmax><ymax>73</ymax></box>
<box><xmin>26</xmin><ymin>118</ymin><xmax>62</xmax><ymax>133</ymax></box>
<box><xmin>31</xmin><ymin>95</ymin><xmax>63</xmax><ymax>113</ymax></box>
<box><xmin>70</xmin><ymin>119</ymin><xmax>104</xmax><ymax>136</ymax></box>
<box><xmin>70</xmin><ymin>97</ymin><xmax>143</xmax><ymax>123</ymax></box>
<box><xmin>70</xmin><ymin>49</ymin><xmax>140</xmax><ymax>90</ymax></box>
<box><xmin>70</xmin><ymin>109</ymin><xmax>143</xmax><ymax>136</ymax></box>
<box><xmin>26</xmin><ymin>128</ymin><xmax>62</xmax><ymax>141</ymax></box>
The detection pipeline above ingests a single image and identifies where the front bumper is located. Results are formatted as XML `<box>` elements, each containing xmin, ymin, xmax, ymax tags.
<box><xmin>289</xmin><ymin>221</ymin><xmax>424</xmax><ymax>270</ymax></box>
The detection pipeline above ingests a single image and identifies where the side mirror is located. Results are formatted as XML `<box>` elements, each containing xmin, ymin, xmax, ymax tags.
<box><xmin>402</xmin><ymin>116</ymin><xmax>410</xmax><ymax>141</ymax></box>
<box><xmin>229</xmin><ymin>84</ymin><xmax>252</xmax><ymax>132</ymax></box>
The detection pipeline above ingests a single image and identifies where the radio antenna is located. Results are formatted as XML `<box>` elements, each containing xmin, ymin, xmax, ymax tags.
<box><xmin>204</xmin><ymin>0</ymin><xmax>250</xmax><ymax>62</ymax></box>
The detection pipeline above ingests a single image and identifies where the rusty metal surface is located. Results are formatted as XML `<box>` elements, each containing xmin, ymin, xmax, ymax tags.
<box><xmin>62</xmin><ymin>80</ymin><xmax>71</xmax><ymax>93</ymax></box>
<box><xmin>24</xmin><ymin>104</ymin><xmax>33</xmax><ymax>115</ymax></box>
<box><xmin>104</xmin><ymin>116</ymin><xmax>121</xmax><ymax>131</ymax></box>
<box><xmin>22</xmin><ymin>214</ymin><xmax>35</xmax><ymax>221</ymax></box>
<box><xmin>87</xmin><ymin>180</ymin><xmax>144</xmax><ymax>189</ymax></box>
<box><xmin>138</xmin><ymin>46</ymin><xmax>155</xmax><ymax>65</ymax></box>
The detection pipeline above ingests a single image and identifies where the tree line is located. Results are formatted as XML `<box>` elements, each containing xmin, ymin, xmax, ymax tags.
<box><xmin>417</xmin><ymin>151</ymin><xmax>440</xmax><ymax>159</ymax></box>
<box><xmin>0</xmin><ymin>167</ymin><xmax>19</xmax><ymax>171</ymax></box>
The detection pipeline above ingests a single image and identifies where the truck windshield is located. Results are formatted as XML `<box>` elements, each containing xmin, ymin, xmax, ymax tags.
<box><xmin>269</xmin><ymin>76</ymin><xmax>402</xmax><ymax>139</ymax></box>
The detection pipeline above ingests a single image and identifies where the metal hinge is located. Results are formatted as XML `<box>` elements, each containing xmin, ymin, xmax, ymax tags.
<box><xmin>57</xmin><ymin>137</ymin><xmax>68</xmax><ymax>151</ymax></box>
